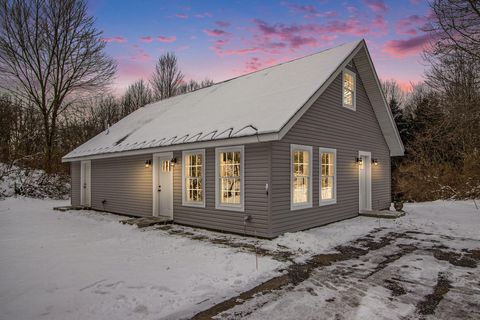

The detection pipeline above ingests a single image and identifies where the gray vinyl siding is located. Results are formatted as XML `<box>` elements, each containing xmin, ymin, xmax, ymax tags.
<box><xmin>270</xmin><ymin>61</ymin><xmax>391</xmax><ymax>236</ymax></box>
<box><xmin>90</xmin><ymin>154</ymin><xmax>153</xmax><ymax>217</ymax></box>
<box><xmin>172</xmin><ymin>143</ymin><xmax>271</xmax><ymax>238</ymax></box>
<box><xmin>71</xmin><ymin>162</ymin><xmax>81</xmax><ymax>206</ymax></box>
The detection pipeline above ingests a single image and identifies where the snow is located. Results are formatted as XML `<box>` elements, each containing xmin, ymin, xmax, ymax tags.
<box><xmin>64</xmin><ymin>41</ymin><xmax>362</xmax><ymax>160</ymax></box>
<box><xmin>0</xmin><ymin>163</ymin><xmax>70</xmax><ymax>199</ymax></box>
<box><xmin>0</xmin><ymin>198</ymin><xmax>282</xmax><ymax>320</ymax></box>
<box><xmin>1</xmin><ymin>198</ymin><xmax>479</xmax><ymax>319</ymax></box>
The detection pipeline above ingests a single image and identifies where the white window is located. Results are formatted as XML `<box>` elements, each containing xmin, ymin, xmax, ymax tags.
<box><xmin>182</xmin><ymin>149</ymin><xmax>205</xmax><ymax>207</ymax></box>
<box><xmin>319</xmin><ymin>148</ymin><xmax>337</xmax><ymax>206</ymax></box>
<box><xmin>291</xmin><ymin>144</ymin><xmax>312</xmax><ymax>210</ymax></box>
<box><xmin>342</xmin><ymin>68</ymin><xmax>356</xmax><ymax>110</ymax></box>
<box><xmin>215</xmin><ymin>146</ymin><xmax>244</xmax><ymax>211</ymax></box>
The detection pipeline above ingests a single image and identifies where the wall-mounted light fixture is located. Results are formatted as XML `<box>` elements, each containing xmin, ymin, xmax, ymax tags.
<box><xmin>145</xmin><ymin>159</ymin><xmax>152</xmax><ymax>168</ymax></box>
<box><xmin>372</xmin><ymin>158</ymin><xmax>379</xmax><ymax>166</ymax></box>
<box><xmin>355</xmin><ymin>157</ymin><xmax>363</xmax><ymax>165</ymax></box>
<box><xmin>170</xmin><ymin>157</ymin><xmax>177</xmax><ymax>165</ymax></box>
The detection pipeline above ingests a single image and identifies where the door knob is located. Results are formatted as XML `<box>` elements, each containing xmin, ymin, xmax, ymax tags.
<box><xmin>158</xmin><ymin>185</ymin><xmax>161</xmax><ymax>192</ymax></box>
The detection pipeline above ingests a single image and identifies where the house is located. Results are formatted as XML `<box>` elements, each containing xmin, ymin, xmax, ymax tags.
<box><xmin>63</xmin><ymin>39</ymin><xmax>404</xmax><ymax>238</ymax></box>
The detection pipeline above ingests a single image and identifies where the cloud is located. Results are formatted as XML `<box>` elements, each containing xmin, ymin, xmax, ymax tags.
<box><xmin>204</xmin><ymin>29</ymin><xmax>231</xmax><ymax>37</ymax></box>
<box><xmin>195</xmin><ymin>12</ymin><xmax>213</xmax><ymax>18</ymax></box>
<box><xmin>383</xmin><ymin>33</ymin><xmax>432</xmax><ymax>57</ymax></box>
<box><xmin>396</xmin><ymin>15</ymin><xmax>428</xmax><ymax>35</ymax></box>
<box><xmin>372</xmin><ymin>15</ymin><xmax>388</xmax><ymax>34</ymax></box>
<box><xmin>287</xmin><ymin>3</ymin><xmax>318</xmax><ymax>14</ymax></box>
<box><xmin>157</xmin><ymin>35</ymin><xmax>176</xmax><ymax>43</ymax></box>
<box><xmin>131</xmin><ymin>48</ymin><xmax>151</xmax><ymax>62</ymax></box>
<box><xmin>140</xmin><ymin>36</ymin><xmax>153</xmax><ymax>43</ymax></box>
<box><xmin>176</xmin><ymin>13</ymin><xmax>188</xmax><ymax>19</ymax></box>
<box><xmin>102</xmin><ymin>36</ymin><xmax>127</xmax><ymax>43</ymax></box>
<box><xmin>363</xmin><ymin>0</ymin><xmax>388</xmax><ymax>13</ymax></box>
<box><xmin>215</xmin><ymin>21</ymin><xmax>231</xmax><ymax>28</ymax></box>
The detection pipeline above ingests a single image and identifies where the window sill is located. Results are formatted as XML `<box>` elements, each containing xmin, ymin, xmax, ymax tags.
<box><xmin>319</xmin><ymin>199</ymin><xmax>337</xmax><ymax>207</ymax></box>
<box><xmin>182</xmin><ymin>201</ymin><xmax>206</xmax><ymax>208</ymax></box>
<box><xmin>342</xmin><ymin>104</ymin><xmax>356</xmax><ymax>111</ymax></box>
<box><xmin>291</xmin><ymin>203</ymin><xmax>313</xmax><ymax>211</ymax></box>
<box><xmin>215</xmin><ymin>204</ymin><xmax>245</xmax><ymax>212</ymax></box>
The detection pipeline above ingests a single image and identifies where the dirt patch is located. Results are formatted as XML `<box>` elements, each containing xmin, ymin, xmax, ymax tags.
<box><xmin>367</xmin><ymin>244</ymin><xmax>417</xmax><ymax>277</ymax></box>
<box><xmin>432</xmin><ymin>249</ymin><xmax>477</xmax><ymax>268</ymax></box>
<box><xmin>416</xmin><ymin>272</ymin><xmax>451</xmax><ymax>315</ymax></box>
<box><xmin>384</xmin><ymin>279</ymin><xmax>407</xmax><ymax>296</ymax></box>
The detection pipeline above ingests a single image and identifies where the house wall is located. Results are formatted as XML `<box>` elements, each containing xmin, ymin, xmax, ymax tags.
<box><xmin>172</xmin><ymin>143</ymin><xmax>271</xmax><ymax>238</ymax></box>
<box><xmin>88</xmin><ymin>154</ymin><xmax>153</xmax><ymax>216</ymax></box>
<box><xmin>71</xmin><ymin>162</ymin><xmax>81</xmax><ymax>206</ymax></box>
<box><xmin>270</xmin><ymin>61</ymin><xmax>391</xmax><ymax>236</ymax></box>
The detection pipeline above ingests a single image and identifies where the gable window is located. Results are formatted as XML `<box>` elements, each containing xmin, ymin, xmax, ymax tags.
<box><xmin>342</xmin><ymin>69</ymin><xmax>356</xmax><ymax>110</ymax></box>
<box><xmin>291</xmin><ymin>144</ymin><xmax>313</xmax><ymax>210</ymax></box>
<box><xmin>215</xmin><ymin>146</ymin><xmax>244</xmax><ymax>211</ymax></box>
<box><xmin>182</xmin><ymin>150</ymin><xmax>205</xmax><ymax>207</ymax></box>
<box><xmin>319</xmin><ymin>148</ymin><xmax>337</xmax><ymax>206</ymax></box>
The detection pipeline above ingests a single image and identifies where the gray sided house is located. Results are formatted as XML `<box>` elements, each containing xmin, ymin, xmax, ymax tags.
<box><xmin>64</xmin><ymin>40</ymin><xmax>404</xmax><ymax>238</ymax></box>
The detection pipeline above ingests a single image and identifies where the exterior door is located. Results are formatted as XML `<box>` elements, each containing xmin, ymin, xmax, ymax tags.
<box><xmin>80</xmin><ymin>160</ymin><xmax>91</xmax><ymax>207</ymax></box>
<box><xmin>358</xmin><ymin>151</ymin><xmax>372</xmax><ymax>212</ymax></box>
<box><xmin>156</xmin><ymin>155</ymin><xmax>173</xmax><ymax>218</ymax></box>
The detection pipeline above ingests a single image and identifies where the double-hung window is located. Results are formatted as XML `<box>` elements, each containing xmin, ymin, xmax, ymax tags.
<box><xmin>182</xmin><ymin>149</ymin><xmax>205</xmax><ymax>207</ymax></box>
<box><xmin>215</xmin><ymin>146</ymin><xmax>244</xmax><ymax>211</ymax></box>
<box><xmin>342</xmin><ymin>68</ymin><xmax>356</xmax><ymax>110</ymax></box>
<box><xmin>291</xmin><ymin>144</ymin><xmax>312</xmax><ymax>210</ymax></box>
<box><xmin>319</xmin><ymin>148</ymin><xmax>337</xmax><ymax>206</ymax></box>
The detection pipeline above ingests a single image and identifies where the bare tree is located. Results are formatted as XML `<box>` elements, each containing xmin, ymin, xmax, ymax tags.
<box><xmin>427</xmin><ymin>0</ymin><xmax>480</xmax><ymax>59</ymax></box>
<box><xmin>121</xmin><ymin>79</ymin><xmax>153</xmax><ymax>116</ymax></box>
<box><xmin>150</xmin><ymin>52</ymin><xmax>184</xmax><ymax>100</ymax></box>
<box><xmin>0</xmin><ymin>0</ymin><xmax>117</xmax><ymax>171</ymax></box>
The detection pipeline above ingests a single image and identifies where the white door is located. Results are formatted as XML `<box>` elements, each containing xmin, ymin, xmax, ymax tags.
<box><xmin>80</xmin><ymin>160</ymin><xmax>91</xmax><ymax>207</ymax></box>
<box><xmin>358</xmin><ymin>151</ymin><xmax>372</xmax><ymax>212</ymax></box>
<box><xmin>156</xmin><ymin>155</ymin><xmax>173</xmax><ymax>218</ymax></box>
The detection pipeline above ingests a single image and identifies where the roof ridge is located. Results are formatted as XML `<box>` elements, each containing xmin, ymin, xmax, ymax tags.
<box><xmin>143</xmin><ymin>39</ymin><xmax>363</xmax><ymax>109</ymax></box>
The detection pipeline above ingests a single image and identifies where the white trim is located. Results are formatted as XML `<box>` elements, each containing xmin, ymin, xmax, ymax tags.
<box><xmin>80</xmin><ymin>160</ymin><xmax>91</xmax><ymax>207</ymax></box>
<box><xmin>215</xmin><ymin>145</ymin><xmax>245</xmax><ymax>212</ymax></box>
<box><xmin>62</xmin><ymin>132</ymin><xmax>278</xmax><ymax>162</ymax></box>
<box><xmin>278</xmin><ymin>40</ymin><xmax>364</xmax><ymax>140</ymax></box>
<box><xmin>182</xmin><ymin>149</ymin><xmax>206</xmax><ymax>208</ymax></box>
<box><xmin>358</xmin><ymin>150</ymin><xmax>372</xmax><ymax>212</ymax></box>
<box><xmin>290</xmin><ymin>144</ymin><xmax>313</xmax><ymax>211</ymax></box>
<box><xmin>342</xmin><ymin>68</ymin><xmax>356</xmax><ymax>111</ymax></box>
<box><xmin>319</xmin><ymin>147</ymin><xmax>337</xmax><ymax>206</ymax></box>
<box><xmin>152</xmin><ymin>152</ymin><xmax>174</xmax><ymax>217</ymax></box>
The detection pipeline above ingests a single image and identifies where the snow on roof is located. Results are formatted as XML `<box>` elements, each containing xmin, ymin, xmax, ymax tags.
<box><xmin>64</xmin><ymin>40</ymin><xmax>367</xmax><ymax>160</ymax></box>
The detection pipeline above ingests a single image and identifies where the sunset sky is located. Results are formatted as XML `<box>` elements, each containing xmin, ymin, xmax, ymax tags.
<box><xmin>89</xmin><ymin>0</ymin><xmax>433</xmax><ymax>95</ymax></box>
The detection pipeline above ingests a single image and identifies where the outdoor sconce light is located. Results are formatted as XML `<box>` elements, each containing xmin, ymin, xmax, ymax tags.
<box><xmin>145</xmin><ymin>159</ymin><xmax>152</xmax><ymax>168</ymax></box>
<box><xmin>372</xmin><ymin>158</ymin><xmax>379</xmax><ymax>166</ymax></box>
<box><xmin>355</xmin><ymin>157</ymin><xmax>363</xmax><ymax>165</ymax></box>
<box><xmin>170</xmin><ymin>157</ymin><xmax>177</xmax><ymax>165</ymax></box>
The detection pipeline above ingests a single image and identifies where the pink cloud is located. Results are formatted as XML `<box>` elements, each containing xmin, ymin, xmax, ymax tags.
<box><xmin>157</xmin><ymin>35</ymin><xmax>176</xmax><ymax>43</ymax></box>
<box><xmin>176</xmin><ymin>13</ymin><xmax>188</xmax><ymax>19</ymax></box>
<box><xmin>383</xmin><ymin>33</ymin><xmax>432</xmax><ymax>58</ymax></box>
<box><xmin>140</xmin><ymin>36</ymin><xmax>153</xmax><ymax>43</ymax></box>
<box><xmin>372</xmin><ymin>15</ymin><xmax>388</xmax><ymax>34</ymax></box>
<box><xmin>396</xmin><ymin>15</ymin><xmax>428</xmax><ymax>35</ymax></box>
<box><xmin>102</xmin><ymin>36</ymin><xmax>127</xmax><ymax>43</ymax></box>
<box><xmin>410</xmin><ymin>0</ymin><xmax>422</xmax><ymax>4</ymax></box>
<box><xmin>215</xmin><ymin>21</ymin><xmax>231</xmax><ymax>28</ymax></box>
<box><xmin>363</xmin><ymin>0</ymin><xmax>388</xmax><ymax>13</ymax></box>
<box><xmin>204</xmin><ymin>29</ymin><xmax>231</xmax><ymax>37</ymax></box>
<box><xmin>287</xmin><ymin>3</ymin><xmax>318</xmax><ymax>14</ymax></box>
<box><xmin>131</xmin><ymin>48</ymin><xmax>151</xmax><ymax>62</ymax></box>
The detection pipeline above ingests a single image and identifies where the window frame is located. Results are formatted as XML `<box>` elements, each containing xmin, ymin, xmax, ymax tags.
<box><xmin>342</xmin><ymin>68</ymin><xmax>356</xmax><ymax>111</ymax></box>
<box><xmin>215</xmin><ymin>145</ymin><xmax>245</xmax><ymax>212</ymax></box>
<box><xmin>182</xmin><ymin>149</ymin><xmax>206</xmax><ymax>208</ymax></box>
<box><xmin>319</xmin><ymin>147</ymin><xmax>337</xmax><ymax>206</ymax></box>
<box><xmin>290</xmin><ymin>144</ymin><xmax>313</xmax><ymax>211</ymax></box>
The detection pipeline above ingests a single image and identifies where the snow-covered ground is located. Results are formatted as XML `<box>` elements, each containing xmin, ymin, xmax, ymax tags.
<box><xmin>1</xmin><ymin>198</ymin><xmax>479</xmax><ymax>320</ymax></box>
<box><xmin>0</xmin><ymin>198</ymin><xmax>282</xmax><ymax>320</ymax></box>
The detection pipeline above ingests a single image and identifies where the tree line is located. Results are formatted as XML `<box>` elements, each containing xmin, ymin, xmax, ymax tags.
<box><xmin>384</xmin><ymin>0</ymin><xmax>480</xmax><ymax>201</ymax></box>
<box><xmin>0</xmin><ymin>0</ymin><xmax>479</xmax><ymax>201</ymax></box>
<box><xmin>0</xmin><ymin>0</ymin><xmax>212</xmax><ymax>173</ymax></box>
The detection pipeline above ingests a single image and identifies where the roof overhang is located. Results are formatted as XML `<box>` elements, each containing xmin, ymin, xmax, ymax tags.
<box><xmin>62</xmin><ymin>132</ymin><xmax>279</xmax><ymax>162</ymax></box>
